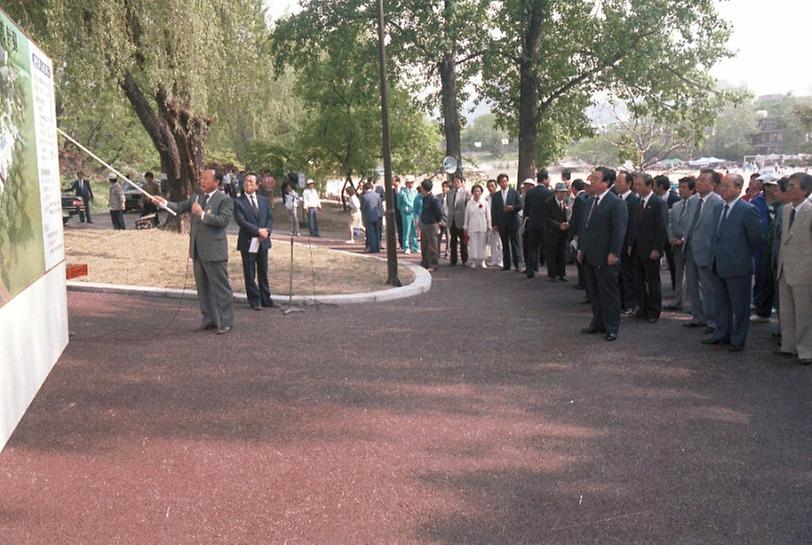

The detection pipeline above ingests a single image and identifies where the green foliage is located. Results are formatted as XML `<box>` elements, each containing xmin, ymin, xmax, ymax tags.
<box><xmin>482</xmin><ymin>0</ymin><xmax>735</xmax><ymax>167</ymax></box>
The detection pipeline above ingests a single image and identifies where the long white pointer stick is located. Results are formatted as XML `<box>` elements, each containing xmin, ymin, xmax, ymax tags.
<box><xmin>55</xmin><ymin>127</ymin><xmax>177</xmax><ymax>216</ymax></box>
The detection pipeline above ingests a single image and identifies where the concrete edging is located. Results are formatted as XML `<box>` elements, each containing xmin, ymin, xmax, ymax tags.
<box><xmin>66</xmin><ymin>259</ymin><xmax>431</xmax><ymax>305</ymax></box>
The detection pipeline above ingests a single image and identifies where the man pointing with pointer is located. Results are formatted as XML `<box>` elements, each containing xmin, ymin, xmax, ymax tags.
<box><xmin>152</xmin><ymin>167</ymin><xmax>235</xmax><ymax>334</ymax></box>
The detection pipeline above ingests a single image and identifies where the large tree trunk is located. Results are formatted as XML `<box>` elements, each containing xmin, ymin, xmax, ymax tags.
<box><xmin>516</xmin><ymin>1</ymin><xmax>545</xmax><ymax>183</ymax></box>
<box><xmin>120</xmin><ymin>72</ymin><xmax>209</xmax><ymax>230</ymax></box>
<box><xmin>439</xmin><ymin>53</ymin><xmax>462</xmax><ymax>178</ymax></box>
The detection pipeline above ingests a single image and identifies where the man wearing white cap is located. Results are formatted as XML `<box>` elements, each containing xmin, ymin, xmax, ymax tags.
<box><xmin>107</xmin><ymin>172</ymin><xmax>126</xmax><ymax>230</ymax></box>
<box><xmin>303</xmin><ymin>178</ymin><xmax>321</xmax><ymax>237</ymax></box>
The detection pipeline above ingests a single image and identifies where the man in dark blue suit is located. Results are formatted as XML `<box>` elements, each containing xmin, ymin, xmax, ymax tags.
<box><xmin>234</xmin><ymin>173</ymin><xmax>274</xmax><ymax>310</ymax></box>
<box><xmin>491</xmin><ymin>173</ymin><xmax>522</xmax><ymax>271</ymax></box>
<box><xmin>522</xmin><ymin>169</ymin><xmax>553</xmax><ymax>278</ymax></box>
<box><xmin>613</xmin><ymin>170</ymin><xmax>639</xmax><ymax>313</ymax></box>
<box><xmin>703</xmin><ymin>173</ymin><xmax>763</xmax><ymax>351</ymax></box>
<box><xmin>361</xmin><ymin>181</ymin><xmax>383</xmax><ymax>252</ymax></box>
<box><xmin>68</xmin><ymin>170</ymin><xmax>95</xmax><ymax>223</ymax></box>
<box><xmin>577</xmin><ymin>167</ymin><xmax>628</xmax><ymax>341</ymax></box>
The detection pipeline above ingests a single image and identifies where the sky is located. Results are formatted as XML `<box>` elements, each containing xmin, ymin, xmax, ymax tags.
<box><xmin>263</xmin><ymin>0</ymin><xmax>812</xmax><ymax>97</ymax></box>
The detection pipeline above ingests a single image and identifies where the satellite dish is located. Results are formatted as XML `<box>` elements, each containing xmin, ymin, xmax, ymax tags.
<box><xmin>442</xmin><ymin>156</ymin><xmax>458</xmax><ymax>174</ymax></box>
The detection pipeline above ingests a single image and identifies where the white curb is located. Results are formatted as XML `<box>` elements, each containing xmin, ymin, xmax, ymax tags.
<box><xmin>66</xmin><ymin>260</ymin><xmax>431</xmax><ymax>305</ymax></box>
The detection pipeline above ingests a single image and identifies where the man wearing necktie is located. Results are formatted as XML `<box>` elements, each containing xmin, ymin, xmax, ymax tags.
<box><xmin>542</xmin><ymin>182</ymin><xmax>570</xmax><ymax>281</ymax></box>
<box><xmin>577</xmin><ymin>167</ymin><xmax>628</xmax><ymax>341</ymax></box>
<box><xmin>152</xmin><ymin>167</ymin><xmax>235</xmax><ymax>334</ymax></box>
<box><xmin>775</xmin><ymin>172</ymin><xmax>812</xmax><ymax>365</ymax></box>
<box><xmin>703</xmin><ymin>173</ymin><xmax>763</xmax><ymax>352</ymax></box>
<box><xmin>665</xmin><ymin>177</ymin><xmax>698</xmax><ymax>311</ymax></box>
<box><xmin>234</xmin><ymin>173</ymin><xmax>274</xmax><ymax>311</ymax></box>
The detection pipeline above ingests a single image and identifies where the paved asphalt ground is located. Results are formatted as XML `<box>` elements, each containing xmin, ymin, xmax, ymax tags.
<box><xmin>1</xmin><ymin>256</ymin><xmax>810</xmax><ymax>544</ymax></box>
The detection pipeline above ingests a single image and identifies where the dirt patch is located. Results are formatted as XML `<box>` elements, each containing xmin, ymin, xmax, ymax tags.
<box><xmin>64</xmin><ymin>229</ymin><xmax>414</xmax><ymax>295</ymax></box>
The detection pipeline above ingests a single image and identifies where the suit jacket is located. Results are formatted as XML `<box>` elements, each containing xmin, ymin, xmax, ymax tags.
<box><xmin>168</xmin><ymin>190</ymin><xmax>233</xmax><ymax>262</ymax></box>
<box><xmin>446</xmin><ymin>186</ymin><xmax>470</xmax><ymax>227</ymax></box>
<box><xmin>619</xmin><ymin>192</ymin><xmax>641</xmax><ymax>252</ymax></box>
<box><xmin>570</xmin><ymin>191</ymin><xmax>589</xmax><ymax>240</ymax></box>
<box><xmin>629</xmin><ymin>193</ymin><xmax>668</xmax><ymax>258</ymax></box>
<box><xmin>360</xmin><ymin>190</ymin><xmax>383</xmax><ymax>224</ymax></box>
<box><xmin>777</xmin><ymin>199</ymin><xmax>812</xmax><ymax>286</ymax></box>
<box><xmin>490</xmin><ymin>188</ymin><xmax>522</xmax><ymax>231</ymax></box>
<box><xmin>71</xmin><ymin>179</ymin><xmax>94</xmax><ymax>201</ymax></box>
<box><xmin>524</xmin><ymin>185</ymin><xmax>553</xmax><ymax>231</ymax></box>
<box><xmin>234</xmin><ymin>193</ymin><xmax>273</xmax><ymax>252</ymax></box>
<box><xmin>543</xmin><ymin>196</ymin><xmax>568</xmax><ymax>243</ymax></box>
<box><xmin>684</xmin><ymin>191</ymin><xmax>723</xmax><ymax>266</ymax></box>
<box><xmin>668</xmin><ymin>194</ymin><xmax>699</xmax><ymax>241</ymax></box>
<box><xmin>579</xmin><ymin>190</ymin><xmax>628</xmax><ymax>266</ymax></box>
<box><xmin>708</xmin><ymin>199</ymin><xmax>763</xmax><ymax>278</ymax></box>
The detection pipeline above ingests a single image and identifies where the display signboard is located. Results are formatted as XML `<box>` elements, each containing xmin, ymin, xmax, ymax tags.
<box><xmin>0</xmin><ymin>9</ymin><xmax>69</xmax><ymax>452</ymax></box>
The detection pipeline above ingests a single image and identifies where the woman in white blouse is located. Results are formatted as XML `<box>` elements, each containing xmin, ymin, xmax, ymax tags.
<box><xmin>463</xmin><ymin>184</ymin><xmax>491</xmax><ymax>269</ymax></box>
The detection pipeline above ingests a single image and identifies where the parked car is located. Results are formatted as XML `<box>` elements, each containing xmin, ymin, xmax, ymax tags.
<box><xmin>123</xmin><ymin>181</ymin><xmax>145</xmax><ymax>212</ymax></box>
<box><xmin>61</xmin><ymin>193</ymin><xmax>85</xmax><ymax>225</ymax></box>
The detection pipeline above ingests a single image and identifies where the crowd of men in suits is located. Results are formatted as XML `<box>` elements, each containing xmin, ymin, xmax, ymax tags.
<box><xmin>386</xmin><ymin>165</ymin><xmax>811</xmax><ymax>363</ymax></box>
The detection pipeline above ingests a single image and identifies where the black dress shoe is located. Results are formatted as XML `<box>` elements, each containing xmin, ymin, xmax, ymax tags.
<box><xmin>604</xmin><ymin>333</ymin><xmax>618</xmax><ymax>341</ymax></box>
<box><xmin>647</xmin><ymin>317</ymin><xmax>659</xmax><ymax>323</ymax></box>
<box><xmin>194</xmin><ymin>324</ymin><xmax>217</xmax><ymax>332</ymax></box>
<box><xmin>572</xmin><ymin>284</ymin><xmax>584</xmax><ymax>290</ymax></box>
<box><xmin>558</xmin><ymin>277</ymin><xmax>568</xmax><ymax>282</ymax></box>
<box><xmin>502</xmin><ymin>266</ymin><xmax>511</xmax><ymax>271</ymax></box>
<box><xmin>727</xmin><ymin>345</ymin><xmax>743</xmax><ymax>352</ymax></box>
<box><xmin>682</xmin><ymin>321</ymin><xmax>705</xmax><ymax>328</ymax></box>
<box><xmin>250</xmin><ymin>303</ymin><xmax>262</xmax><ymax>311</ymax></box>
<box><xmin>526</xmin><ymin>271</ymin><xmax>535</xmax><ymax>278</ymax></box>
<box><xmin>262</xmin><ymin>302</ymin><xmax>275</xmax><ymax>308</ymax></box>
<box><xmin>772</xmin><ymin>349</ymin><xmax>795</xmax><ymax>357</ymax></box>
<box><xmin>701</xmin><ymin>337</ymin><xmax>726</xmax><ymax>345</ymax></box>
<box><xmin>580</xmin><ymin>298</ymin><xmax>591</xmax><ymax>304</ymax></box>
<box><xmin>703</xmin><ymin>326</ymin><xmax>715</xmax><ymax>334</ymax></box>
<box><xmin>581</xmin><ymin>326</ymin><xmax>605</xmax><ymax>334</ymax></box>
<box><xmin>799</xmin><ymin>358</ymin><xmax>811</xmax><ymax>366</ymax></box>
<box><xmin>217</xmin><ymin>326</ymin><xmax>232</xmax><ymax>335</ymax></box>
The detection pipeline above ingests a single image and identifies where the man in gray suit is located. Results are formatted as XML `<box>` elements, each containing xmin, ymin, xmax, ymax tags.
<box><xmin>703</xmin><ymin>173</ymin><xmax>763</xmax><ymax>351</ymax></box>
<box><xmin>682</xmin><ymin>169</ymin><xmax>723</xmax><ymax>330</ymax></box>
<box><xmin>153</xmin><ymin>167</ymin><xmax>235</xmax><ymax>334</ymax></box>
<box><xmin>665</xmin><ymin>176</ymin><xmax>698</xmax><ymax>311</ymax></box>
<box><xmin>577</xmin><ymin>167</ymin><xmax>628</xmax><ymax>342</ymax></box>
<box><xmin>446</xmin><ymin>174</ymin><xmax>470</xmax><ymax>265</ymax></box>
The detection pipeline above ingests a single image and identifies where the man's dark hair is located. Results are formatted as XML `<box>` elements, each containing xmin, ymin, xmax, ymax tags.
<box><xmin>496</xmin><ymin>173</ymin><xmax>509</xmax><ymax>184</ymax></box>
<box><xmin>572</xmin><ymin>179</ymin><xmax>587</xmax><ymax>192</ymax></box>
<box><xmin>790</xmin><ymin>172</ymin><xmax>812</xmax><ymax>196</ymax></box>
<box><xmin>616</xmin><ymin>170</ymin><xmax>633</xmax><ymax>186</ymax></box>
<box><xmin>777</xmin><ymin>176</ymin><xmax>790</xmax><ymax>192</ymax></box>
<box><xmin>421</xmin><ymin>179</ymin><xmax>433</xmax><ymax>192</ymax></box>
<box><xmin>367</xmin><ymin>176</ymin><xmax>376</xmax><ymax>185</ymax></box>
<box><xmin>392</xmin><ymin>175</ymin><xmax>400</xmax><ymax>183</ymax></box>
<box><xmin>700</xmin><ymin>168</ymin><xmax>721</xmax><ymax>186</ymax></box>
<box><xmin>653</xmin><ymin>175</ymin><xmax>670</xmax><ymax>191</ymax></box>
<box><xmin>595</xmin><ymin>166</ymin><xmax>616</xmax><ymax>186</ymax></box>
<box><xmin>561</xmin><ymin>170</ymin><xmax>571</xmax><ymax>181</ymax></box>
<box><xmin>77</xmin><ymin>171</ymin><xmax>85</xmax><ymax>178</ymax></box>
<box><xmin>144</xmin><ymin>171</ymin><xmax>154</xmax><ymax>179</ymax></box>
<box><xmin>635</xmin><ymin>172</ymin><xmax>654</xmax><ymax>187</ymax></box>
<box><xmin>678</xmin><ymin>176</ymin><xmax>696</xmax><ymax>191</ymax></box>
<box><xmin>536</xmin><ymin>169</ymin><xmax>549</xmax><ymax>184</ymax></box>
<box><xmin>363</xmin><ymin>181</ymin><xmax>373</xmax><ymax>191</ymax></box>
<box><xmin>441</xmin><ymin>180</ymin><xmax>450</xmax><ymax>188</ymax></box>
<box><xmin>486</xmin><ymin>178</ymin><xmax>497</xmax><ymax>187</ymax></box>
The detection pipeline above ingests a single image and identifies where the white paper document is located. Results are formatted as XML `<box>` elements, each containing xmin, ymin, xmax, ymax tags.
<box><xmin>249</xmin><ymin>237</ymin><xmax>260</xmax><ymax>253</ymax></box>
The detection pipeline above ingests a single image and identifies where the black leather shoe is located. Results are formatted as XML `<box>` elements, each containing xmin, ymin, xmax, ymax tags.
<box><xmin>217</xmin><ymin>326</ymin><xmax>232</xmax><ymax>335</ymax></box>
<box><xmin>572</xmin><ymin>284</ymin><xmax>584</xmax><ymax>290</ymax></box>
<box><xmin>701</xmin><ymin>337</ymin><xmax>725</xmax><ymax>345</ymax></box>
<box><xmin>799</xmin><ymin>358</ymin><xmax>811</xmax><ymax>366</ymax></box>
<box><xmin>647</xmin><ymin>317</ymin><xmax>659</xmax><ymax>323</ymax></box>
<box><xmin>604</xmin><ymin>333</ymin><xmax>618</xmax><ymax>341</ymax></box>
<box><xmin>502</xmin><ymin>267</ymin><xmax>511</xmax><ymax>271</ymax></box>
<box><xmin>526</xmin><ymin>271</ymin><xmax>535</xmax><ymax>278</ymax></box>
<box><xmin>682</xmin><ymin>321</ymin><xmax>706</xmax><ymax>328</ymax></box>
<box><xmin>262</xmin><ymin>301</ymin><xmax>275</xmax><ymax>308</ymax></box>
<box><xmin>558</xmin><ymin>277</ymin><xmax>568</xmax><ymax>282</ymax></box>
<box><xmin>581</xmin><ymin>326</ymin><xmax>605</xmax><ymax>334</ymax></box>
<box><xmin>773</xmin><ymin>349</ymin><xmax>795</xmax><ymax>357</ymax></box>
<box><xmin>727</xmin><ymin>345</ymin><xmax>743</xmax><ymax>352</ymax></box>
<box><xmin>250</xmin><ymin>304</ymin><xmax>262</xmax><ymax>311</ymax></box>
<box><xmin>194</xmin><ymin>324</ymin><xmax>217</xmax><ymax>332</ymax></box>
<box><xmin>580</xmin><ymin>298</ymin><xmax>591</xmax><ymax>305</ymax></box>
<box><xmin>703</xmin><ymin>326</ymin><xmax>715</xmax><ymax>334</ymax></box>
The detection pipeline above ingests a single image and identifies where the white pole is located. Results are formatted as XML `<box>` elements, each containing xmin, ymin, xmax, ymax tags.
<box><xmin>55</xmin><ymin>127</ymin><xmax>177</xmax><ymax>216</ymax></box>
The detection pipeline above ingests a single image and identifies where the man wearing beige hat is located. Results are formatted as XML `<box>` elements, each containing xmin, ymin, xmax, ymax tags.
<box><xmin>543</xmin><ymin>182</ymin><xmax>571</xmax><ymax>281</ymax></box>
<box><xmin>107</xmin><ymin>172</ymin><xmax>126</xmax><ymax>230</ymax></box>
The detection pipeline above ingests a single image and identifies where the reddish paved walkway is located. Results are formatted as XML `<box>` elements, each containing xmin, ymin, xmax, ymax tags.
<box><xmin>1</xmin><ymin>264</ymin><xmax>810</xmax><ymax>544</ymax></box>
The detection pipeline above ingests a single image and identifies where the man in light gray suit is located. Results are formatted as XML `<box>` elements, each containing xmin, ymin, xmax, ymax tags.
<box><xmin>446</xmin><ymin>174</ymin><xmax>470</xmax><ymax>265</ymax></box>
<box><xmin>682</xmin><ymin>169</ymin><xmax>723</xmax><ymax>330</ymax></box>
<box><xmin>665</xmin><ymin>176</ymin><xmax>698</xmax><ymax>311</ymax></box>
<box><xmin>153</xmin><ymin>167</ymin><xmax>235</xmax><ymax>334</ymax></box>
<box><xmin>703</xmin><ymin>173</ymin><xmax>763</xmax><ymax>351</ymax></box>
